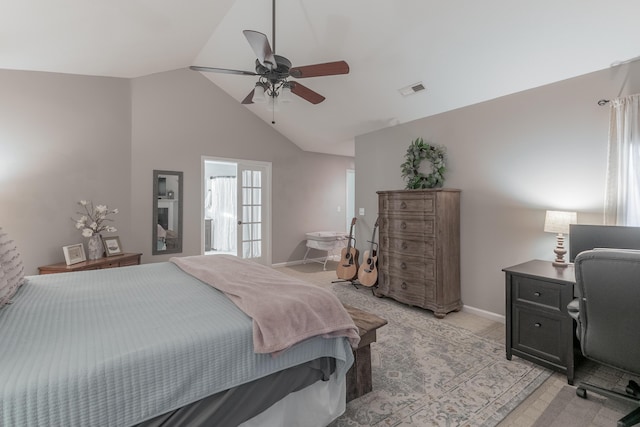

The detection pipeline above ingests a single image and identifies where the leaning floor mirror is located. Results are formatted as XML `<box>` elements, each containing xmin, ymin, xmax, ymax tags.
<box><xmin>152</xmin><ymin>170</ymin><xmax>183</xmax><ymax>255</ymax></box>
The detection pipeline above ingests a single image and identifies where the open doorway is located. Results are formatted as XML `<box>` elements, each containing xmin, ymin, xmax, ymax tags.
<box><xmin>204</xmin><ymin>161</ymin><xmax>237</xmax><ymax>255</ymax></box>
<box><xmin>202</xmin><ymin>157</ymin><xmax>272</xmax><ymax>265</ymax></box>
<box><xmin>346</xmin><ymin>169</ymin><xmax>355</xmax><ymax>233</ymax></box>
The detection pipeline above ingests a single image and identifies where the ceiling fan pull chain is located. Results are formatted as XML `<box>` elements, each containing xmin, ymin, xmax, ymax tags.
<box><xmin>272</xmin><ymin>97</ymin><xmax>276</xmax><ymax>125</ymax></box>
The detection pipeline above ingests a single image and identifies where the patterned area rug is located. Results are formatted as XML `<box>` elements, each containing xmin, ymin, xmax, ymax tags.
<box><xmin>327</xmin><ymin>284</ymin><xmax>551</xmax><ymax>427</ymax></box>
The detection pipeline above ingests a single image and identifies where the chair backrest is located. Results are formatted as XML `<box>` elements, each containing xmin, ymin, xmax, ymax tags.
<box><xmin>574</xmin><ymin>249</ymin><xmax>640</xmax><ymax>374</ymax></box>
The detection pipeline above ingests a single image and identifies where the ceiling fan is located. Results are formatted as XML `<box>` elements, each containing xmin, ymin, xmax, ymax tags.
<box><xmin>190</xmin><ymin>0</ymin><xmax>349</xmax><ymax>107</ymax></box>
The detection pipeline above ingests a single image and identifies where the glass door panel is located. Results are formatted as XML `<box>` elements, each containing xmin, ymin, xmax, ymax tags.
<box><xmin>238</xmin><ymin>166</ymin><xmax>267</xmax><ymax>263</ymax></box>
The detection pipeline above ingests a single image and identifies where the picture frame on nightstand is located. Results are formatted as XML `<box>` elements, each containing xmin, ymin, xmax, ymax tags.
<box><xmin>102</xmin><ymin>236</ymin><xmax>123</xmax><ymax>257</ymax></box>
<box><xmin>62</xmin><ymin>243</ymin><xmax>86</xmax><ymax>265</ymax></box>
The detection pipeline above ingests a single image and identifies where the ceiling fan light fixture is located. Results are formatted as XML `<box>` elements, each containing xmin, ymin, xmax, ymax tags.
<box><xmin>280</xmin><ymin>82</ymin><xmax>292</xmax><ymax>103</ymax></box>
<box><xmin>252</xmin><ymin>82</ymin><xmax>267</xmax><ymax>103</ymax></box>
<box><xmin>189</xmin><ymin>0</ymin><xmax>349</xmax><ymax>110</ymax></box>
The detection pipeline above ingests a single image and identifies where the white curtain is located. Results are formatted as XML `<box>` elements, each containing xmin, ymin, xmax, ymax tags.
<box><xmin>604</xmin><ymin>94</ymin><xmax>640</xmax><ymax>225</ymax></box>
<box><xmin>208</xmin><ymin>177</ymin><xmax>237</xmax><ymax>252</ymax></box>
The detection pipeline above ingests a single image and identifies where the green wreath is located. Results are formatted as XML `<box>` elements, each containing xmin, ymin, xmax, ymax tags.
<box><xmin>400</xmin><ymin>138</ymin><xmax>446</xmax><ymax>189</ymax></box>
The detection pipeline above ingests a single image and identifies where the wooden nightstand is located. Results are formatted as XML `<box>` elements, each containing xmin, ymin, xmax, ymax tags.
<box><xmin>38</xmin><ymin>253</ymin><xmax>142</xmax><ymax>274</ymax></box>
<box><xmin>503</xmin><ymin>260</ymin><xmax>577</xmax><ymax>384</ymax></box>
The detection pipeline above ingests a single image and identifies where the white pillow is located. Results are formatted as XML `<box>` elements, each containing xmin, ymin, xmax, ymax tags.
<box><xmin>0</xmin><ymin>227</ymin><xmax>25</xmax><ymax>308</ymax></box>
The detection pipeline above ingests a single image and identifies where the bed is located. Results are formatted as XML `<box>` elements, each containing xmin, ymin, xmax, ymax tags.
<box><xmin>0</xmin><ymin>250</ymin><xmax>358</xmax><ymax>427</ymax></box>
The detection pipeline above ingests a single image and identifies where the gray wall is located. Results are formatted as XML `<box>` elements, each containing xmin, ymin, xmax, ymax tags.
<box><xmin>0</xmin><ymin>69</ymin><xmax>132</xmax><ymax>275</ymax></box>
<box><xmin>1</xmin><ymin>67</ymin><xmax>352</xmax><ymax>274</ymax></box>
<box><xmin>355</xmin><ymin>61</ymin><xmax>640</xmax><ymax>318</ymax></box>
<box><xmin>130</xmin><ymin>68</ymin><xmax>353</xmax><ymax>265</ymax></box>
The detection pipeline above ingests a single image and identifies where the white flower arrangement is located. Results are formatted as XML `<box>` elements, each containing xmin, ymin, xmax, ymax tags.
<box><xmin>73</xmin><ymin>200</ymin><xmax>118</xmax><ymax>237</ymax></box>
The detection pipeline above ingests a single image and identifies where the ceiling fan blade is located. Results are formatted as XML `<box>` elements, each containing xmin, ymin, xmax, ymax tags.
<box><xmin>190</xmin><ymin>65</ymin><xmax>257</xmax><ymax>76</ymax></box>
<box><xmin>243</xmin><ymin>30</ymin><xmax>277</xmax><ymax>70</ymax></box>
<box><xmin>289</xmin><ymin>61</ymin><xmax>350</xmax><ymax>79</ymax></box>
<box><xmin>290</xmin><ymin>82</ymin><xmax>325</xmax><ymax>104</ymax></box>
<box><xmin>241</xmin><ymin>89</ymin><xmax>255</xmax><ymax>105</ymax></box>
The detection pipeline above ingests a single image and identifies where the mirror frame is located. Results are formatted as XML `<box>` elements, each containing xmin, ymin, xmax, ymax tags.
<box><xmin>152</xmin><ymin>170</ymin><xmax>183</xmax><ymax>255</ymax></box>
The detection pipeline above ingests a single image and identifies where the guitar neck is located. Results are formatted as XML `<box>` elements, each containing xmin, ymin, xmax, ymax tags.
<box><xmin>368</xmin><ymin>220</ymin><xmax>379</xmax><ymax>254</ymax></box>
<box><xmin>345</xmin><ymin>218</ymin><xmax>356</xmax><ymax>251</ymax></box>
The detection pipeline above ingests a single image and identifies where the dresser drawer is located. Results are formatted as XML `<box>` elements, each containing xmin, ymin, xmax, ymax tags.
<box><xmin>380</xmin><ymin>194</ymin><xmax>435</xmax><ymax>214</ymax></box>
<box><xmin>380</xmin><ymin>271</ymin><xmax>435</xmax><ymax>305</ymax></box>
<box><xmin>380</xmin><ymin>216</ymin><xmax>434</xmax><ymax>236</ymax></box>
<box><xmin>512</xmin><ymin>305</ymin><xmax>565</xmax><ymax>365</ymax></box>
<box><xmin>513</xmin><ymin>276</ymin><xmax>562</xmax><ymax>311</ymax></box>
<box><xmin>379</xmin><ymin>236</ymin><xmax>435</xmax><ymax>258</ymax></box>
<box><xmin>384</xmin><ymin>256</ymin><xmax>435</xmax><ymax>280</ymax></box>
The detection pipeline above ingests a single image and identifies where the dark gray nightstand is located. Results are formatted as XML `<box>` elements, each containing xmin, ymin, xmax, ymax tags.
<box><xmin>503</xmin><ymin>259</ymin><xmax>577</xmax><ymax>384</ymax></box>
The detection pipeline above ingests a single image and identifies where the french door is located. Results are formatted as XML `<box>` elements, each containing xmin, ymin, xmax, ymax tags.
<box><xmin>237</xmin><ymin>163</ymin><xmax>269</xmax><ymax>264</ymax></box>
<box><xmin>202</xmin><ymin>157</ymin><xmax>271</xmax><ymax>265</ymax></box>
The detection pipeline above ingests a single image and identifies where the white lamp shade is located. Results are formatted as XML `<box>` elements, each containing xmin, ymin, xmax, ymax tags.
<box><xmin>280</xmin><ymin>85</ymin><xmax>292</xmax><ymax>103</ymax></box>
<box><xmin>544</xmin><ymin>210</ymin><xmax>577</xmax><ymax>234</ymax></box>
<box><xmin>252</xmin><ymin>84</ymin><xmax>266</xmax><ymax>103</ymax></box>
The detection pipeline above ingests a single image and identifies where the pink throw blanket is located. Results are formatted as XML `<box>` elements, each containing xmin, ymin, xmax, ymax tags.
<box><xmin>170</xmin><ymin>255</ymin><xmax>360</xmax><ymax>354</ymax></box>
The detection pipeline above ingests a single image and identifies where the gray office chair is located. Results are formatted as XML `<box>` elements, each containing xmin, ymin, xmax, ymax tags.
<box><xmin>568</xmin><ymin>249</ymin><xmax>640</xmax><ymax>427</ymax></box>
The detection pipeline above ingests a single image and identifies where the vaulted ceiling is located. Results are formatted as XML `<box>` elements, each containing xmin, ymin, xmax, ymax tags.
<box><xmin>3</xmin><ymin>0</ymin><xmax>640</xmax><ymax>156</ymax></box>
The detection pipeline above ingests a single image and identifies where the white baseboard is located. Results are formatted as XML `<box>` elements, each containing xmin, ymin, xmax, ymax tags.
<box><xmin>461</xmin><ymin>304</ymin><xmax>505</xmax><ymax>324</ymax></box>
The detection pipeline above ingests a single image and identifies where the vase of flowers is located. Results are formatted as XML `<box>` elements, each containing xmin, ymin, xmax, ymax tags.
<box><xmin>86</xmin><ymin>234</ymin><xmax>103</xmax><ymax>260</ymax></box>
<box><xmin>73</xmin><ymin>200</ymin><xmax>118</xmax><ymax>260</ymax></box>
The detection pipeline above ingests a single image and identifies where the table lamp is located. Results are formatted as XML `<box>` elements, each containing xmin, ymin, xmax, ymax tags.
<box><xmin>544</xmin><ymin>210</ymin><xmax>577</xmax><ymax>267</ymax></box>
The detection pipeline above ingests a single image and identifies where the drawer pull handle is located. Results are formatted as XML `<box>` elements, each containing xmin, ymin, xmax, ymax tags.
<box><xmin>401</xmin><ymin>221</ymin><xmax>407</xmax><ymax>229</ymax></box>
<box><xmin>534</xmin><ymin>292</ymin><xmax>541</xmax><ymax>297</ymax></box>
<box><xmin>401</xmin><ymin>282</ymin><xmax>408</xmax><ymax>290</ymax></box>
<box><xmin>401</xmin><ymin>201</ymin><xmax>407</xmax><ymax>209</ymax></box>
<box><xmin>401</xmin><ymin>242</ymin><xmax>408</xmax><ymax>250</ymax></box>
<box><xmin>401</xmin><ymin>262</ymin><xmax>407</xmax><ymax>270</ymax></box>
<box><xmin>534</xmin><ymin>322</ymin><xmax>542</xmax><ymax>328</ymax></box>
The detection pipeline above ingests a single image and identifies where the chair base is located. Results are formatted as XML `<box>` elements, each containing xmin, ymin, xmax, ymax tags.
<box><xmin>576</xmin><ymin>380</ymin><xmax>640</xmax><ymax>427</ymax></box>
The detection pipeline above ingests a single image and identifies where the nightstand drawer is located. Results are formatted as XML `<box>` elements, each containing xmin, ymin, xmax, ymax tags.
<box><xmin>514</xmin><ymin>276</ymin><xmax>562</xmax><ymax>311</ymax></box>
<box><xmin>512</xmin><ymin>306</ymin><xmax>565</xmax><ymax>365</ymax></box>
<box><xmin>100</xmin><ymin>261</ymin><xmax>121</xmax><ymax>269</ymax></box>
<box><xmin>119</xmin><ymin>256</ymin><xmax>141</xmax><ymax>267</ymax></box>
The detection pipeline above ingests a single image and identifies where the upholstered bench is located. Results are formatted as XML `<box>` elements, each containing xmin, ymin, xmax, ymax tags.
<box><xmin>342</xmin><ymin>304</ymin><xmax>388</xmax><ymax>401</ymax></box>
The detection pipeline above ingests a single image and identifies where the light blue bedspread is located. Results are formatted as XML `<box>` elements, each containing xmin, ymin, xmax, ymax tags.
<box><xmin>0</xmin><ymin>262</ymin><xmax>354</xmax><ymax>427</ymax></box>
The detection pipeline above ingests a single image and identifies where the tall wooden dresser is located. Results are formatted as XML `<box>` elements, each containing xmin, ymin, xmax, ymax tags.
<box><xmin>375</xmin><ymin>189</ymin><xmax>461</xmax><ymax>318</ymax></box>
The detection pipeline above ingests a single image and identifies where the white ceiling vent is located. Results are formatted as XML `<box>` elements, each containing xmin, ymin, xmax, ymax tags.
<box><xmin>398</xmin><ymin>82</ymin><xmax>426</xmax><ymax>96</ymax></box>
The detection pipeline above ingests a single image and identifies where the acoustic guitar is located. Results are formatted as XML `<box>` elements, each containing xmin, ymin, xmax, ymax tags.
<box><xmin>357</xmin><ymin>217</ymin><xmax>379</xmax><ymax>287</ymax></box>
<box><xmin>336</xmin><ymin>217</ymin><xmax>359</xmax><ymax>280</ymax></box>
